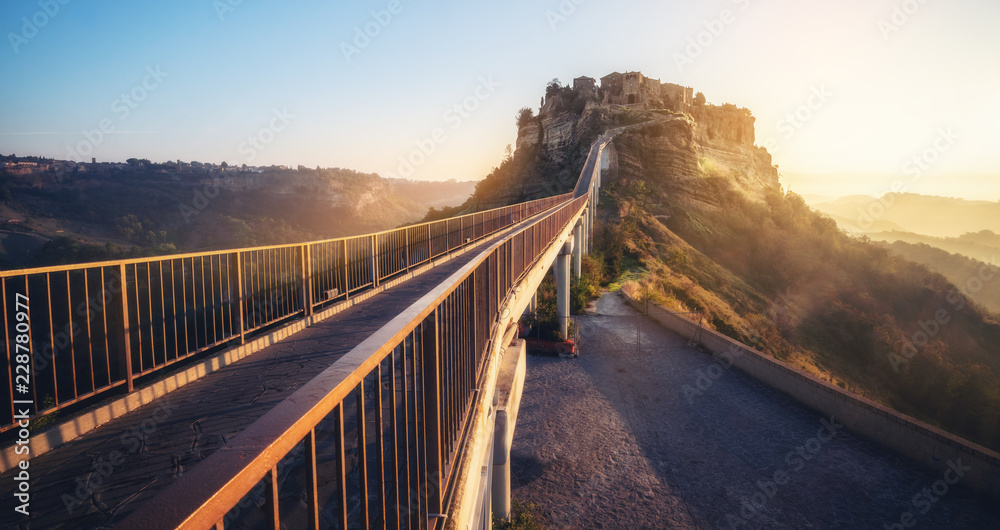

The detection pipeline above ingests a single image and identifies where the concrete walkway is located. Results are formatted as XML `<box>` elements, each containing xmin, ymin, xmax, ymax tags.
<box><xmin>510</xmin><ymin>292</ymin><xmax>1000</xmax><ymax>529</ymax></box>
<box><xmin>0</xmin><ymin>232</ymin><xmax>509</xmax><ymax>530</ymax></box>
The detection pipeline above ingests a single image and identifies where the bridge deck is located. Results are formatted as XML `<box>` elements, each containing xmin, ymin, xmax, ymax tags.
<box><xmin>511</xmin><ymin>292</ymin><xmax>1000</xmax><ymax>529</ymax></box>
<box><xmin>0</xmin><ymin>227</ymin><xmax>519</xmax><ymax>529</ymax></box>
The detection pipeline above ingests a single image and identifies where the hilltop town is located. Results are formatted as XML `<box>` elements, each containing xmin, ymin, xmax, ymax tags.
<box><xmin>570</xmin><ymin>71</ymin><xmax>695</xmax><ymax>110</ymax></box>
<box><xmin>1</xmin><ymin>154</ymin><xmax>278</xmax><ymax>178</ymax></box>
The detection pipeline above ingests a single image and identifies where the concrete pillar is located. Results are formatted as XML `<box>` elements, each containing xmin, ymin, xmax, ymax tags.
<box><xmin>523</xmin><ymin>290</ymin><xmax>537</xmax><ymax>319</ymax></box>
<box><xmin>595</xmin><ymin>166</ymin><xmax>601</xmax><ymax>206</ymax></box>
<box><xmin>572</xmin><ymin>221</ymin><xmax>583</xmax><ymax>278</ymax></box>
<box><xmin>492</xmin><ymin>410</ymin><xmax>511</xmax><ymax>519</ymax></box>
<box><xmin>587</xmin><ymin>202</ymin><xmax>597</xmax><ymax>253</ymax></box>
<box><xmin>554</xmin><ymin>239</ymin><xmax>573</xmax><ymax>340</ymax></box>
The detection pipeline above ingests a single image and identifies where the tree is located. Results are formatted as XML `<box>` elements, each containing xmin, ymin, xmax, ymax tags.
<box><xmin>695</xmin><ymin>92</ymin><xmax>706</xmax><ymax>106</ymax></box>
<box><xmin>545</xmin><ymin>78</ymin><xmax>562</xmax><ymax>99</ymax></box>
<box><xmin>221</xmin><ymin>161</ymin><xmax>229</xmax><ymax>168</ymax></box>
<box><xmin>516</xmin><ymin>107</ymin><xmax>534</xmax><ymax>128</ymax></box>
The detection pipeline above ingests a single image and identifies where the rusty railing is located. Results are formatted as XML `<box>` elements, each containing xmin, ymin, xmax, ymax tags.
<box><xmin>0</xmin><ymin>193</ymin><xmax>570</xmax><ymax>433</ymax></box>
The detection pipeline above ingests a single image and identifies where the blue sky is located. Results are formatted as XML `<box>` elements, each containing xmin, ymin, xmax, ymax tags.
<box><xmin>2</xmin><ymin>0</ymin><xmax>999</xmax><ymax>200</ymax></box>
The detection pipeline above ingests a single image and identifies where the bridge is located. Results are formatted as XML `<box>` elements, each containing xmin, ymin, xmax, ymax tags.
<box><xmin>1</xmin><ymin>121</ymin><xmax>998</xmax><ymax>529</ymax></box>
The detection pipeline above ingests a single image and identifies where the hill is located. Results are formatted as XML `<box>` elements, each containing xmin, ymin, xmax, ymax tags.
<box><xmin>0</xmin><ymin>160</ymin><xmax>475</xmax><ymax>269</ymax></box>
<box><xmin>877</xmin><ymin>240</ymin><xmax>1000</xmax><ymax>314</ymax></box>
<box><xmin>467</xmin><ymin>78</ymin><xmax>1000</xmax><ymax>451</ymax></box>
<box><xmin>811</xmin><ymin>193</ymin><xmax>1000</xmax><ymax>238</ymax></box>
<box><xmin>864</xmin><ymin>230</ymin><xmax>1000</xmax><ymax>266</ymax></box>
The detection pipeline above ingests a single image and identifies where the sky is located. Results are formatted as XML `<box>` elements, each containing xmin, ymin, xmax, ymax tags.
<box><xmin>1</xmin><ymin>0</ymin><xmax>999</xmax><ymax>201</ymax></box>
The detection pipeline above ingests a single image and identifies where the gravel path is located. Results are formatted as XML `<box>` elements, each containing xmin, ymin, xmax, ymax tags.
<box><xmin>510</xmin><ymin>292</ymin><xmax>1000</xmax><ymax>529</ymax></box>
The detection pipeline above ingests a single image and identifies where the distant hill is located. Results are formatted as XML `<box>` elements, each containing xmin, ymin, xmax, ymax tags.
<box><xmin>0</xmin><ymin>162</ymin><xmax>476</xmax><ymax>270</ymax></box>
<box><xmin>810</xmin><ymin>193</ymin><xmax>1000</xmax><ymax>238</ymax></box>
<box><xmin>865</xmin><ymin>230</ymin><xmax>999</xmax><ymax>266</ymax></box>
<box><xmin>879</xmin><ymin>240</ymin><xmax>1000</xmax><ymax>314</ymax></box>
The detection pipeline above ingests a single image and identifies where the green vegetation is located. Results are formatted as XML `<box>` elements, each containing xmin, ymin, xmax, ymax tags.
<box><xmin>30</xmin><ymin>395</ymin><xmax>59</xmax><ymax>432</ymax></box>
<box><xmin>0</xmin><ymin>163</ymin><xmax>473</xmax><ymax>269</ymax></box>
<box><xmin>879</xmin><ymin>240</ymin><xmax>1000</xmax><ymax>314</ymax></box>
<box><xmin>493</xmin><ymin>499</ymin><xmax>545</xmax><ymax>530</ymax></box>
<box><xmin>525</xmin><ymin>273</ymin><xmax>577</xmax><ymax>341</ymax></box>
<box><xmin>516</xmin><ymin>107</ymin><xmax>535</xmax><ymax>129</ymax></box>
<box><xmin>592</xmin><ymin>126</ymin><xmax>1000</xmax><ymax>451</ymax></box>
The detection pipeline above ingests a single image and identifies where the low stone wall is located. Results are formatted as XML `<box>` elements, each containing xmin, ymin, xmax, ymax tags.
<box><xmin>621</xmin><ymin>290</ymin><xmax>1000</xmax><ymax>500</ymax></box>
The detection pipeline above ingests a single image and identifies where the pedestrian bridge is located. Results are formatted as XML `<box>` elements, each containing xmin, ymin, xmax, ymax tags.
<box><xmin>0</xmin><ymin>124</ymin><xmax>624</xmax><ymax>529</ymax></box>
<box><xmin>2</xmin><ymin>121</ymin><xmax>999</xmax><ymax>529</ymax></box>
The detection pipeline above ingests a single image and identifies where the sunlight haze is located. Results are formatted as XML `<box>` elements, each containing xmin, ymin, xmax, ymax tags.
<box><xmin>1</xmin><ymin>0</ymin><xmax>997</xmax><ymax>200</ymax></box>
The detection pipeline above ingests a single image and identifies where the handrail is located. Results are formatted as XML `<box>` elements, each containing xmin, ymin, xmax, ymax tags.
<box><xmin>119</xmin><ymin>192</ymin><xmax>590</xmax><ymax>529</ymax></box>
<box><xmin>118</xmin><ymin>123</ymin><xmax>621</xmax><ymax>528</ymax></box>
<box><xmin>0</xmin><ymin>192</ymin><xmax>571</xmax><ymax>433</ymax></box>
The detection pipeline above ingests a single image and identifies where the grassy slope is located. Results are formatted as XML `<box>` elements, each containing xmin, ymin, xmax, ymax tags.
<box><xmin>591</xmin><ymin>125</ymin><xmax>1000</xmax><ymax>451</ymax></box>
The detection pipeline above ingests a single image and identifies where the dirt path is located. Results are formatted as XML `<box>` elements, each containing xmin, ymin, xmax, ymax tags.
<box><xmin>509</xmin><ymin>292</ymin><xmax>1000</xmax><ymax>529</ymax></box>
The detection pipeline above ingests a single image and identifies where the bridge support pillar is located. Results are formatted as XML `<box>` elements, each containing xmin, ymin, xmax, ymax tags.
<box><xmin>555</xmin><ymin>240</ymin><xmax>573</xmax><ymax>340</ymax></box>
<box><xmin>572</xmin><ymin>221</ymin><xmax>583</xmax><ymax>278</ymax></box>
<box><xmin>522</xmin><ymin>291</ymin><xmax>537</xmax><ymax>320</ymax></box>
<box><xmin>493</xmin><ymin>409</ymin><xmax>511</xmax><ymax>519</ymax></box>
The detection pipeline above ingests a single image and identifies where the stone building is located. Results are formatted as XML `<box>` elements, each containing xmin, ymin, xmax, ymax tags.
<box><xmin>573</xmin><ymin>76</ymin><xmax>597</xmax><ymax>96</ymax></box>
<box><xmin>660</xmin><ymin>82</ymin><xmax>694</xmax><ymax>110</ymax></box>
<box><xmin>593</xmin><ymin>71</ymin><xmax>693</xmax><ymax>110</ymax></box>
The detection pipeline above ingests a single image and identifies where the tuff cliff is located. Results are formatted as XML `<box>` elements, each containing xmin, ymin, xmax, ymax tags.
<box><xmin>608</xmin><ymin>107</ymin><xmax>778</xmax><ymax>209</ymax></box>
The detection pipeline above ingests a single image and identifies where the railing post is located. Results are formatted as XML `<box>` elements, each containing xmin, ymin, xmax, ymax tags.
<box><xmin>342</xmin><ymin>239</ymin><xmax>350</xmax><ymax>299</ymax></box>
<box><xmin>371</xmin><ymin>235</ymin><xmax>380</xmax><ymax>288</ymax></box>
<box><xmin>300</xmin><ymin>245</ymin><xmax>312</xmax><ymax>317</ymax></box>
<box><xmin>231</xmin><ymin>252</ymin><xmax>245</xmax><ymax>344</ymax></box>
<box><xmin>427</xmin><ymin>223</ymin><xmax>432</xmax><ymax>259</ymax></box>
<box><xmin>116</xmin><ymin>264</ymin><xmax>134</xmax><ymax>392</ymax></box>
<box><xmin>421</xmin><ymin>309</ymin><xmax>443</xmax><ymax>523</ymax></box>
<box><xmin>404</xmin><ymin>228</ymin><xmax>411</xmax><ymax>271</ymax></box>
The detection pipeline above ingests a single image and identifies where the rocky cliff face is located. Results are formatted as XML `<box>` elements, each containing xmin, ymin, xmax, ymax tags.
<box><xmin>690</xmin><ymin>105</ymin><xmax>756</xmax><ymax>146</ymax></box>
<box><xmin>515</xmin><ymin>100</ymin><xmax>610</xmax><ymax>166</ymax></box>
<box><xmin>607</xmin><ymin>106</ymin><xmax>779</xmax><ymax>207</ymax></box>
<box><xmin>513</xmin><ymin>100</ymin><xmax>777</xmax><ymax>209</ymax></box>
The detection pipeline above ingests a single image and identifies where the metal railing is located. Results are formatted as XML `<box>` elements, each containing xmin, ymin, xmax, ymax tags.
<box><xmin>111</xmin><ymin>124</ymin><xmax>622</xmax><ymax>529</ymax></box>
<box><xmin>120</xmin><ymin>192</ymin><xmax>590</xmax><ymax>529</ymax></box>
<box><xmin>116</xmin><ymin>123</ymin><xmax>617</xmax><ymax>528</ymax></box>
<box><xmin>0</xmin><ymin>193</ymin><xmax>571</xmax><ymax>433</ymax></box>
